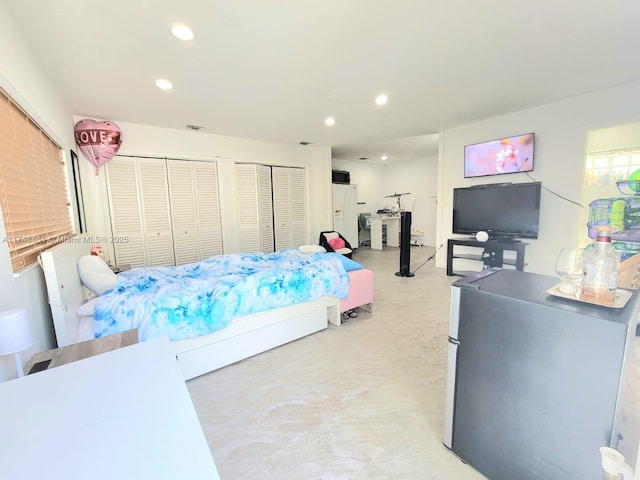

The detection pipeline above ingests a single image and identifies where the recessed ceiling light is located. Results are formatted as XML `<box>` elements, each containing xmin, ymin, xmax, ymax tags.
<box><xmin>375</xmin><ymin>94</ymin><xmax>388</xmax><ymax>106</ymax></box>
<box><xmin>381</xmin><ymin>155</ymin><xmax>388</xmax><ymax>160</ymax></box>
<box><xmin>171</xmin><ymin>24</ymin><xmax>194</xmax><ymax>41</ymax></box>
<box><xmin>325</xmin><ymin>117</ymin><xmax>336</xmax><ymax>126</ymax></box>
<box><xmin>155</xmin><ymin>78</ymin><xmax>173</xmax><ymax>90</ymax></box>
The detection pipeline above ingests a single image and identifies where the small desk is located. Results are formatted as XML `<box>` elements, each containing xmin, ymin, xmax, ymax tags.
<box><xmin>24</xmin><ymin>329</ymin><xmax>138</xmax><ymax>374</ymax></box>
<box><xmin>370</xmin><ymin>215</ymin><xmax>400</xmax><ymax>250</ymax></box>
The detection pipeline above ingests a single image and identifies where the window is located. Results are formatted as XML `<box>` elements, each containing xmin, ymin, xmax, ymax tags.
<box><xmin>584</xmin><ymin>149</ymin><xmax>640</xmax><ymax>188</ymax></box>
<box><xmin>0</xmin><ymin>89</ymin><xmax>73</xmax><ymax>272</ymax></box>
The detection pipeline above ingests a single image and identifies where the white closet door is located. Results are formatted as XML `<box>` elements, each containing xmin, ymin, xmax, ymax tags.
<box><xmin>193</xmin><ymin>161</ymin><xmax>223</xmax><ymax>258</ymax></box>
<box><xmin>105</xmin><ymin>159</ymin><xmax>146</xmax><ymax>267</ymax></box>
<box><xmin>289</xmin><ymin>168</ymin><xmax>307</xmax><ymax>246</ymax></box>
<box><xmin>257</xmin><ymin>165</ymin><xmax>274</xmax><ymax>253</ymax></box>
<box><xmin>272</xmin><ymin>167</ymin><xmax>291</xmax><ymax>250</ymax></box>
<box><xmin>138</xmin><ymin>159</ymin><xmax>175</xmax><ymax>266</ymax></box>
<box><xmin>236</xmin><ymin>164</ymin><xmax>262</xmax><ymax>252</ymax></box>
<box><xmin>167</xmin><ymin>160</ymin><xmax>200</xmax><ymax>265</ymax></box>
<box><xmin>272</xmin><ymin>166</ymin><xmax>307</xmax><ymax>250</ymax></box>
<box><xmin>236</xmin><ymin>164</ymin><xmax>275</xmax><ymax>253</ymax></box>
<box><xmin>168</xmin><ymin>160</ymin><xmax>223</xmax><ymax>264</ymax></box>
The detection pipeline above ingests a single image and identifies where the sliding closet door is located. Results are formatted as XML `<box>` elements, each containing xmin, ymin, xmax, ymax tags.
<box><xmin>105</xmin><ymin>157</ymin><xmax>175</xmax><ymax>267</ymax></box>
<box><xmin>272</xmin><ymin>166</ymin><xmax>307</xmax><ymax>250</ymax></box>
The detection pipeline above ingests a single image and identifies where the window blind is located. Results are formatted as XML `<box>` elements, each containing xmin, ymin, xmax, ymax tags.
<box><xmin>0</xmin><ymin>89</ymin><xmax>73</xmax><ymax>271</ymax></box>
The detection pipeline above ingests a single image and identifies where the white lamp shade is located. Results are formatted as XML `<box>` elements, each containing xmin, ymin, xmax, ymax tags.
<box><xmin>0</xmin><ymin>309</ymin><xmax>33</xmax><ymax>355</ymax></box>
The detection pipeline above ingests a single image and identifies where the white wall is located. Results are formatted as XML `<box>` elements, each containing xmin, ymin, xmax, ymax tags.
<box><xmin>332</xmin><ymin>156</ymin><xmax>439</xmax><ymax>247</ymax></box>
<box><xmin>0</xmin><ymin>2</ymin><xmax>333</xmax><ymax>381</ymax></box>
<box><xmin>579</xmin><ymin>121</ymin><xmax>640</xmax><ymax>247</ymax></box>
<box><xmin>331</xmin><ymin>159</ymin><xmax>384</xmax><ymax>216</ymax></box>
<box><xmin>379</xmin><ymin>156</ymin><xmax>438</xmax><ymax>246</ymax></box>
<box><xmin>4</xmin><ymin>0</ymin><xmax>640</xmax><ymax>381</ymax></box>
<box><xmin>436</xmin><ymin>81</ymin><xmax>640</xmax><ymax>276</ymax></box>
<box><xmin>331</xmin><ymin>159</ymin><xmax>384</xmax><ymax>246</ymax></box>
<box><xmin>75</xmin><ymin>118</ymin><xmax>334</xmax><ymax>261</ymax></box>
<box><xmin>0</xmin><ymin>3</ymin><xmax>76</xmax><ymax>381</ymax></box>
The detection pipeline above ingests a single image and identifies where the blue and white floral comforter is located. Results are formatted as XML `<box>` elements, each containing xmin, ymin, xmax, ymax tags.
<box><xmin>93</xmin><ymin>250</ymin><xmax>350</xmax><ymax>342</ymax></box>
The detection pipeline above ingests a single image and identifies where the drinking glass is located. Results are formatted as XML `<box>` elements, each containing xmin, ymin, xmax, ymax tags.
<box><xmin>555</xmin><ymin>248</ymin><xmax>584</xmax><ymax>296</ymax></box>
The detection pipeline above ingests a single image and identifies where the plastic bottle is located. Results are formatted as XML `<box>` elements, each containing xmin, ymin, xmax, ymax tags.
<box><xmin>581</xmin><ymin>226</ymin><xmax>621</xmax><ymax>306</ymax></box>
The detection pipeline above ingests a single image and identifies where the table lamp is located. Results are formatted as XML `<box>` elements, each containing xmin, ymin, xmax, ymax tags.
<box><xmin>0</xmin><ymin>309</ymin><xmax>33</xmax><ymax>377</ymax></box>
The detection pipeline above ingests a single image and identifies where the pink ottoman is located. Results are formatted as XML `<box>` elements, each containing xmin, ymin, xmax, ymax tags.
<box><xmin>340</xmin><ymin>268</ymin><xmax>374</xmax><ymax>321</ymax></box>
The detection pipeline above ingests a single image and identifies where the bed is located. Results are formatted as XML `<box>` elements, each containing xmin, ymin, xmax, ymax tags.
<box><xmin>39</xmin><ymin>236</ymin><xmax>347</xmax><ymax>380</ymax></box>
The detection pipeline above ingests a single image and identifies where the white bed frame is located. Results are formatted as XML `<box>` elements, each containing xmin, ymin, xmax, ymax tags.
<box><xmin>40</xmin><ymin>236</ymin><xmax>341</xmax><ymax>380</ymax></box>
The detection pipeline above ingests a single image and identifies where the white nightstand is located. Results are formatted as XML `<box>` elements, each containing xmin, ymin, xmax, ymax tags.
<box><xmin>109</xmin><ymin>264</ymin><xmax>131</xmax><ymax>274</ymax></box>
<box><xmin>23</xmin><ymin>329</ymin><xmax>138</xmax><ymax>375</ymax></box>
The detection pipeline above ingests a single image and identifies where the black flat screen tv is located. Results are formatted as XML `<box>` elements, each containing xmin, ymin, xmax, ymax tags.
<box><xmin>452</xmin><ymin>182</ymin><xmax>542</xmax><ymax>240</ymax></box>
<box><xmin>464</xmin><ymin>132</ymin><xmax>534</xmax><ymax>178</ymax></box>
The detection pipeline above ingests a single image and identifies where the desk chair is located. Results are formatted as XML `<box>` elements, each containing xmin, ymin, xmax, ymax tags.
<box><xmin>358</xmin><ymin>213</ymin><xmax>371</xmax><ymax>247</ymax></box>
<box><xmin>319</xmin><ymin>231</ymin><xmax>353</xmax><ymax>258</ymax></box>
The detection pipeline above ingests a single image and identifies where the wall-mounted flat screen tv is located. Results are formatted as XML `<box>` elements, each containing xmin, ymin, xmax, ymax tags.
<box><xmin>464</xmin><ymin>132</ymin><xmax>535</xmax><ymax>178</ymax></box>
<box><xmin>452</xmin><ymin>182</ymin><xmax>542</xmax><ymax>240</ymax></box>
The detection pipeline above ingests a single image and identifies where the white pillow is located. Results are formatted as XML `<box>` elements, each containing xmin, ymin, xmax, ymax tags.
<box><xmin>298</xmin><ymin>244</ymin><xmax>326</xmax><ymax>254</ymax></box>
<box><xmin>77</xmin><ymin>255</ymin><xmax>118</xmax><ymax>296</ymax></box>
<box><xmin>76</xmin><ymin>297</ymin><xmax>99</xmax><ymax>317</ymax></box>
<box><xmin>323</xmin><ymin>232</ymin><xmax>339</xmax><ymax>240</ymax></box>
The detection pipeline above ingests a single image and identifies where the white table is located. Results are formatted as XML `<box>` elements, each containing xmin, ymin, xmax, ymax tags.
<box><xmin>370</xmin><ymin>215</ymin><xmax>400</xmax><ymax>250</ymax></box>
<box><xmin>0</xmin><ymin>337</ymin><xmax>220</xmax><ymax>480</ymax></box>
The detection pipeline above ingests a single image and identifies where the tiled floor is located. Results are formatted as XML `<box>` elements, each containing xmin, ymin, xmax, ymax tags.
<box><xmin>186</xmin><ymin>246</ymin><xmax>640</xmax><ymax>479</ymax></box>
<box><xmin>187</xmin><ymin>246</ymin><xmax>486</xmax><ymax>479</ymax></box>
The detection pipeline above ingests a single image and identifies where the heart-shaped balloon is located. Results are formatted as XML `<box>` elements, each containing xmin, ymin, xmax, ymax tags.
<box><xmin>74</xmin><ymin>119</ymin><xmax>122</xmax><ymax>175</ymax></box>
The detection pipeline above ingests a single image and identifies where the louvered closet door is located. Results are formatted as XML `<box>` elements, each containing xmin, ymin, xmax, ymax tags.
<box><xmin>257</xmin><ymin>165</ymin><xmax>274</xmax><ymax>253</ymax></box>
<box><xmin>137</xmin><ymin>159</ymin><xmax>175</xmax><ymax>266</ymax></box>
<box><xmin>105</xmin><ymin>159</ymin><xmax>147</xmax><ymax>267</ymax></box>
<box><xmin>289</xmin><ymin>168</ymin><xmax>307</xmax><ymax>246</ymax></box>
<box><xmin>193</xmin><ymin>161</ymin><xmax>223</xmax><ymax>258</ymax></box>
<box><xmin>167</xmin><ymin>160</ymin><xmax>200</xmax><ymax>265</ymax></box>
<box><xmin>272</xmin><ymin>166</ymin><xmax>307</xmax><ymax>250</ymax></box>
<box><xmin>236</xmin><ymin>164</ymin><xmax>262</xmax><ymax>252</ymax></box>
<box><xmin>167</xmin><ymin>160</ymin><xmax>222</xmax><ymax>264</ymax></box>
<box><xmin>235</xmin><ymin>164</ymin><xmax>275</xmax><ymax>253</ymax></box>
<box><xmin>272</xmin><ymin>167</ymin><xmax>291</xmax><ymax>250</ymax></box>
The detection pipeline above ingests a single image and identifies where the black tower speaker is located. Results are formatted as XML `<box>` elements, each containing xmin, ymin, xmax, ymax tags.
<box><xmin>395</xmin><ymin>211</ymin><xmax>414</xmax><ymax>277</ymax></box>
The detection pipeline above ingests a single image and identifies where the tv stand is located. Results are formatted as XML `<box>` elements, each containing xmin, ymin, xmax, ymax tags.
<box><xmin>447</xmin><ymin>238</ymin><xmax>528</xmax><ymax>276</ymax></box>
<box><xmin>488</xmin><ymin>237</ymin><xmax>521</xmax><ymax>244</ymax></box>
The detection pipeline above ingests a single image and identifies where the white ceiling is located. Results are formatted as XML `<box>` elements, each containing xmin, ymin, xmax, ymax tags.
<box><xmin>5</xmin><ymin>1</ymin><xmax>640</xmax><ymax>164</ymax></box>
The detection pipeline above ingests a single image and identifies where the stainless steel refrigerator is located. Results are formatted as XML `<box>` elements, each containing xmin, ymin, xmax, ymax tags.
<box><xmin>444</xmin><ymin>268</ymin><xmax>638</xmax><ymax>480</ymax></box>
